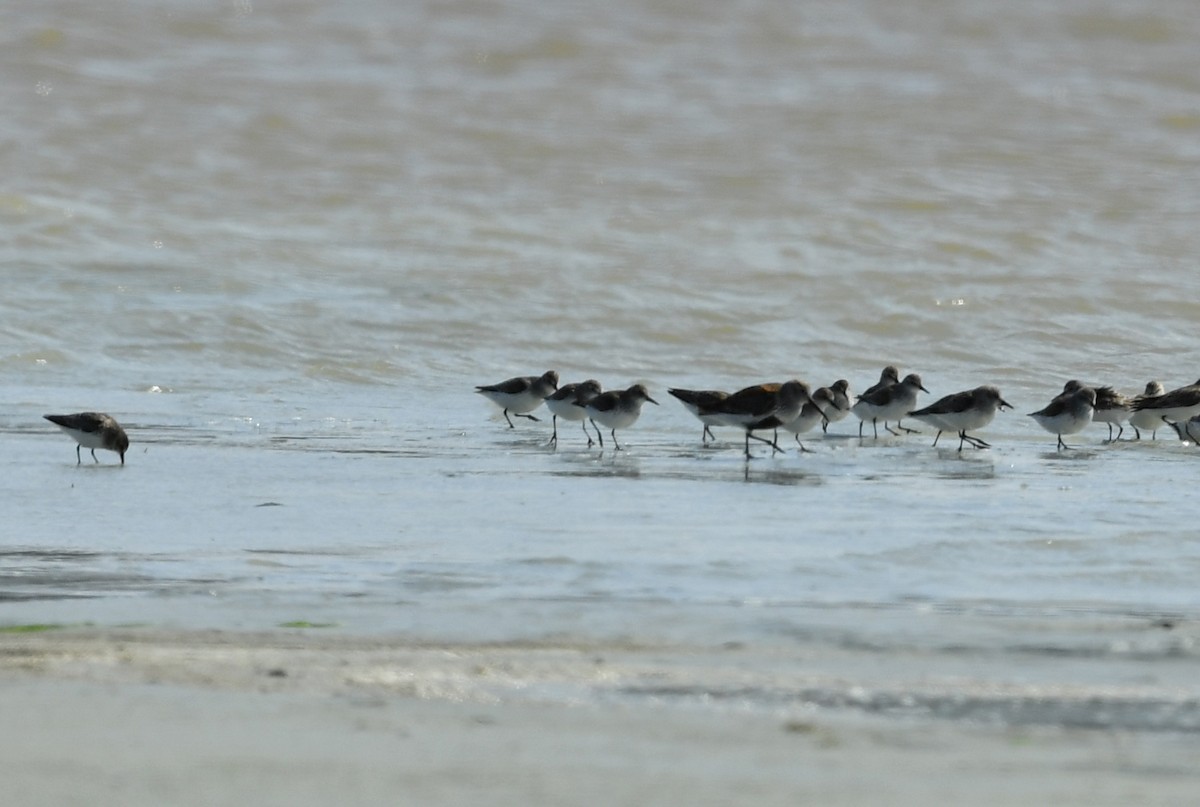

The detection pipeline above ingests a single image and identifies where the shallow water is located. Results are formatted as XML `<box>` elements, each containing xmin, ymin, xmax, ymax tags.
<box><xmin>3</xmin><ymin>0</ymin><xmax>1200</xmax><ymax>731</ymax></box>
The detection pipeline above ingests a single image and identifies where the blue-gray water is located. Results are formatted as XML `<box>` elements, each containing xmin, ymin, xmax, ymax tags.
<box><xmin>3</xmin><ymin>0</ymin><xmax>1200</xmax><ymax>731</ymax></box>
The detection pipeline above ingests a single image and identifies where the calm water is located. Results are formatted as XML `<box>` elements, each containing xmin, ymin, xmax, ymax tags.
<box><xmin>3</xmin><ymin>0</ymin><xmax>1200</xmax><ymax>730</ymax></box>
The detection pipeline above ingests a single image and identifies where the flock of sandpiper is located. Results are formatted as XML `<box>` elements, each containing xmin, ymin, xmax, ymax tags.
<box><xmin>475</xmin><ymin>368</ymin><xmax>1200</xmax><ymax>457</ymax></box>
<box><xmin>33</xmin><ymin>370</ymin><xmax>1200</xmax><ymax>467</ymax></box>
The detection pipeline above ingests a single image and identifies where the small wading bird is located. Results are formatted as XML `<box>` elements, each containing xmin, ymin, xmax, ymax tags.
<box><xmin>698</xmin><ymin>379</ymin><xmax>822</xmax><ymax>459</ymax></box>
<box><xmin>475</xmin><ymin>370</ymin><xmax>558</xmax><ymax>428</ymax></box>
<box><xmin>817</xmin><ymin>379</ymin><xmax>851</xmax><ymax>433</ymax></box>
<box><xmin>1028</xmin><ymin>385</ymin><xmax>1096</xmax><ymax>450</ymax></box>
<box><xmin>907</xmin><ymin>385</ymin><xmax>1012</xmax><ymax>451</ymax></box>
<box><xmin>861</xmin><ymin>366</ymin><xmax>900</xmax><ymax>400</ymax></box>
<box><xmin>1127</xmin><ymin>380</ymin><xmax>1166</xmax><ymax>439</ymax></box>
<box><xmin>44</xmin><ymin>412</ymin><xmax>129</xmax><ymax>465</ymax></box>
<box><xmin>851</xmin><ymin>373</ymin><xmax>929</xmax><ymax>438</ymax></box>
<box><xmin>544</xmin><ymin>379</ymin><xmax>602</xmax><ymax>447</ymax></box>
<box><xmin>1130</xmin><ymin>378</ymin><xmax>1200</xmax><ymax>434</ymax></box>
<box><xmin>577</xmin><ymin>384</ymin><xmax>658</xmax><ymax>450</ymax></box>
<box><xmin>782</xmin><ymin>395</ymin><xmax>832</xmax><ymax>452</ymax></box>
<box><xmin>1091</xmin><ymin>386</ymin><xmax>1131</xmax><ymax>441</ymax></box>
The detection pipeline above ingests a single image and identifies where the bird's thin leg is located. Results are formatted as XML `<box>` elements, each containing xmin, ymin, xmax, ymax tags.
<box><xmin>931</xmin><ymin>431</ymin><xmax>942</xmax><ymax>448</ymax></box>
<box><xmin>746</xmin><ymin>431</ymin><xmax>784</xmax><ymax>455</ymax></box>
<box><xmin>503</xmin><ymin>409</ymin><xmax>515</xmax><ymax>428</ymax></box>
<box><xmin>611</xmin><ymin>429</ymin><xmax>622</xmax><ymax>451</ymax></box>
<box><xmin>591</xmin><ymin>420</ymin><xmax>604</xmax><ymax>447</ymax></box>
<box><xmin>76</xmin><ymin>444</ymin><xmax>82</xmax><ymax>465</ymax></box>
<box><xmin>548</xmin><ymin>416</ymin><xmax>558</xmax><ymax>446</ymax></box>
<box><xmin>91</xmin><ymin>448</ymin><xmax>99</xmax><ymax>463</ymax></box>
<box><xmin>581</xmin><ymin>421</ymin><xmax>594</xmax><ymax>447</ymax></box>
<box><xmin>956</xmin><ymin>432</ymin><xmax>985</xmax><ymax>450</ymax></box>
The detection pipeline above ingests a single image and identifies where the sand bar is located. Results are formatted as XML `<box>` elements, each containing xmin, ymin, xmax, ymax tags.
<box><xmin>2</xmin><ymin>628</ymin><xmax>1199</xmax><ymax>806</ymax></box>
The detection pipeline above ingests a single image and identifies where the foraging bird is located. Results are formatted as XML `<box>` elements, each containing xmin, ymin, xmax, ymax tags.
<box><xmin>1130</xmin><ymin>378</ymin><xmax>1200</xmax><ymax>433</ymax></box>
<box><xmin>908</xmin><ymin>385</ymin><xmax>1012</xmax><ymax>451</ymax></box>
<box><xmin>851</xmin><ymin>373</ymin><xmax>929</xmax><ymax>438</ymax></box>
<box><xmin>1028</xmin><ymin>386</ymin><xmax>1096</xmax><ymax>450</ymax></box>
<box><xmin>782</xmin><ymin>397</ymin><xmax>829</xmax><ymax>452</ymax></box>
<box><xmin>699</xmin><ymin>380</ymin><xmax>820</xmax><ymax>459</ymax></box>
<box><xmin>861</xmin><ymin>366</ymin><xmax>900</xmax><ymax>399</ymax></box>
<box><xmin>1091</xmin><ymin>386</ymin><xmax>1131</xmax><ymax>441</ymax></box>
<box><xmin>475</xmin><ymin>370</ymin><xmax>559</xmax><ymax>428</ymax></box>
<box><xmin>577</xmin><ymin>384</ymin><xmax>658</xmax><ymax>450</ymax></box>
<box><xmin>817</xmin><ymin>379</ymin><xmax>851</xmax><ymax>433</ymax></box>
<box><xmin>544</xmin><ymin>379</ymin><xmax>602</xmax><ymax>447</ymax></box>
<box><xmin>44</xmin><ymin>412</ymin><xmax>129</xmax><ymax>465</ymax></box>
<box><xmin>1127</xmin><ymin>380</ymin><xmax>1167</xmax><ymax>440</ymax></box>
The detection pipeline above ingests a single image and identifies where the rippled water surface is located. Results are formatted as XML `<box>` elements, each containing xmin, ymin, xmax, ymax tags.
<box><xmin>3</xmin><ymin>0</ymin><xmax>1200</xmax><ymax>730</ymax></box>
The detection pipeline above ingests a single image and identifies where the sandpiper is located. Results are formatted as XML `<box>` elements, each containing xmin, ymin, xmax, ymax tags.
<box><xmin>699</xmin><ymin>380</ymin><xmax>818</xmax><ymax>458</ymax></box>
<box><xmin>1128</xmin><ymin>381</ymin><xmax>1166</xmax><ymax>439</ymax></box>
<box><xmin>1028</xmin><ymin>386</ymin><xmax>1096</xmax><ymax>450</ymax></box>
<box><xmin>782</xmin><ymin>397</ymin><xmax>828</xmax><ymax>452</ymax></box>
<box><xmin>545</xmin><ymin>379</ymin><xmax>602</xmax><ymax>447</ymax></box>
<box><xmin>745</xmin><ymin>380</ymin><xmax>821</xmax><ymax>452</ymax></box>
<box><xmin>908</xmin><ymin>385</ymin><xmax>1012</xmax><ymax>451</ymax></box>
<box><xmin>861</xmin><ymin>366</ymin><xmax>900</xmax><ymax>399</ymax></box>
<box><xmin>667</xmin><ymin>388</ymin><xmax>729</xmax><ymax>444</ymax></box>
<box><xmin>853</xmin><ymin>366</ymin><xmax>904</xmax><ymax>436</ymax></box>
<box><xmin>818</xmin><ymin>379</ymin><xmax>851</xmax><ymax>433</ymax></box>
<box><xmin>1091</xmin><ymin>386</ymin><xmax>1131</xmax><ymax>441</ymax></box>
<box><xmin>475</xmin><ymin>370</ymin><xmax>558</xmax><ymax>428</ymax></box>
<box><xmin>44</xmin><ymin>412</ymin><xmax>129</xmax><ymax>465</ymax></box>
<box><xmin>577</xmin><ymin>384</ymin><xmax>658</xmax><ymax>450</ymax></box>
<box><xmin>851</xmin><ymin>373</ymin><xmax>929</xmax><ymax>438</ymax></box>
<box><xmin>1130</xmin><ymin>378</ymin><xmax>1200</xmax><ymax>433</ymax></box>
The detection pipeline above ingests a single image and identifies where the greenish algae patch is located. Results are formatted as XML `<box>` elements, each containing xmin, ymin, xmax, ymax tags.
<box><xmin>278</xmin><ymin>621</ymin><xmax>337</xmax><ymax>629</ymax></box>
